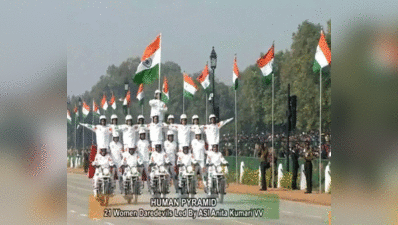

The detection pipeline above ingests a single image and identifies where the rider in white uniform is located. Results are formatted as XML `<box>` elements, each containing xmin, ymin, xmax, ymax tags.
<box><xmin>169</xmin><ymin>114</ymin><xmax>195</xmax><ymax>152</ymax></box>
<box><xmin>109</xmin><ymin>132</ymin><xmax>124</xmax><ymax>193</ymax></box>
<box><xmin>79</xmin><ymin>115</ymin><xmax>112</xmax><ymax>153</ymax></box>
<box><xmin>119</xmin><ymin>115</ymin><xmax>138</xmax><ymax>152</ymax></box>
<box><xmin>120</xmin><ymin>145</ymin><xmax>143</xmax><ymax>189</ymax></box>
<box><xmin>149</xmin><ymin>90</ymin><xmax>168</xmax><ymax>123</ymax></box>
<box><xmin>203</xmin><ymin>114</ymin><xmax>233</xmax><ymax>150</ymax></box>
<box><xmin>147</xmin><ymin>114</ymin><xmax>167</xmax><ymax>148</ymax></box>
<box><xmin>164</xmin><ymin>130</ymin><xmax>178</xmax><ymax>192</ymax></box>
<box><xmin>92</xmin><ymin>148</ymin><xmax>115</xmax><ymax>197</ymax></box>
<box><xmin>176</xmin><ymin>145</ymin><xmax>197</xmax><ymax>193</ymax></box>
<box><xmin>205</xmin><ymin>144</ymin><xmax>229</xmax><ymax>195</ymax></box>
<box><xmin>190</xmin><ymin>115</ymin><xmax>204</xmax><ymax>142</ymax></box>
<box><xmin>109</xmin><ymin>114</ymin><xmax>122</xmax><ymax>144</ymax></box>
<box><xmin>163</xmin><ymin>115</ymin><xmax>178</xmax><ymax>144</ymax></box>
<box><xmin>149</xmin><ymin>144</ymin><xmax>171</xmax><ymax>193</ymax></box>
<box><xmin>191</xmin><ymin>130</ymin><xmax>206</xmax><ymax>187</ymax></box>
<box><xmin>136</xmin><ymin>129</ymin><xmax>151</xmax><ymax>189</ymax></box>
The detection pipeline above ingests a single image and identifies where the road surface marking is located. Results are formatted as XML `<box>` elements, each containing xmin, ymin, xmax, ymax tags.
<box><xmin>306</xmin><ymin>215</ymin><xmax>322</xmax><ymax>219</ymax></box>
<box><xmin>233</xmin><ymin>220</ymin><xmax>253</xmax><ymax>225</ymax></box>
<box><xmin>104</xmin><ymin>222</ymin><xmax>114</xmax><ymax>225</ymax></box>
<box><xmin>281</xmin><ymin>211</ymin><xmax>293</xmax><ymax>214</ymax></box>
<box><xmin>70</xmin><ymin>210</ymin><xmax>76</xmax><ymax>213</ymax></box>
<box><xmin>80</xmin><ymin>214</ymin><xmax>87</xmax><ymax>217</ymax></box>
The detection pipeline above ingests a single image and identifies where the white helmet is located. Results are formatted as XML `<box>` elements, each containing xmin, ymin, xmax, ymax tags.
<box><xmin>154</xmin><ymin>89</ymin><xmax>161</xmax><ymax>96</ymax></box>
<box><xmin>139</xmin><ymin>129</ymin><xmax>146</xmax><ymax>134</ymax></box>
<box><xmin>180</xmin><ymin>114</ymin><xmax>187</xmax><ymax>120</ymax></box>
<box><xmin>125</xmin><ymin>115</ymin><xmax>133</xmax><ymax>121</ymax></box>
<box><xmin>167</xmin><ymin>130</ymin><xmax>174</xmax><ymax>136</ymax></box>
<box><xmin>195</xmin><ymin>129</ymin><xmax>202</xmax><ymax>135</ymax></box>
<box><xmin>152</xmin><ymin>113</ymin><xmax>159</xmax><ymax>118</ymax></box>
<box><xmin>209</xmin><ymin>114</ymin><xmax>216</xmax><ymax>121</ymax></box>
<box><xmin>127</xmin><ymin>143</ymin><xmax>136</xmax><ymax>148</ymax></box>
<box><xmin>112</xmin><ymin>132</ymin><xmax>119</xmax><ymax>138</ymax></box>
<box><xmin>111</xmin><ymin>114</ymin><xmax>118</xmax><ymax>120</ymax></box>
<box><xmin>168</xmin><ymin>115</ymin><xmax>174</xmax><ymax>120</ymax></box>
<box><xmin>192</xmin><ymin>115</ymin><xmax>199</xmax><ymax>122</ymax></box>
<box><xmin>99</xmin><ymin>115</ymin><xmax>106</xmax><ymax>122</ymax></box>
<box><xmin>137</xmin><ymin>115</ymin><xmax>144</xmax><ymax>122</ymax></box>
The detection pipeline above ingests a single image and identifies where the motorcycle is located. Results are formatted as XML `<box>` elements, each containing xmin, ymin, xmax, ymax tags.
<box><xmin>177</xmin><ymin>163</ymin><xmax>198</xmax><ymax>198</ymax></box>
<box><xmin>149</xmin><ymin>162</ymin><xmax>171</xmax><ymax>198</ymax></box>
<box><xmin>206</xmin><ymin>162</ymin><xmax>228</xmax><ymax>203</ymax></box>
<box><xmin>122</xmin><ymin>164</ymin><xmax>143</xmax><ymax>204</ymax></box>
<box><xmin>94</xmin><ymin>165</ymin><xmax>115</xmax><ymax>206</ymax></box>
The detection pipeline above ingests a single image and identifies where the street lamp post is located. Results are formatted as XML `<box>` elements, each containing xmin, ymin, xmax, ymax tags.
<box><xmin>78</xmin><ymin>97</ymin><xmax>83</xmax><ymax>158</ymax></box>
<box><xmin>210</xmin><ymin>46</ymin><xmax>217</xmax><ymax>120</ymax></box>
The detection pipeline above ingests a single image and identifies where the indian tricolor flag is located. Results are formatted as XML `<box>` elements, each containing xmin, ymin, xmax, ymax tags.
<box><xmin>101</xmin><ymin>93</ymin><xmax>108</xmax><ymax>110</ymax></box>
<box><xmin>197</xmin><ymin>64</ymin><xmax>210</xmax><ymax>91</ymax></box>
<box><xmin>313</xmin><ymin>30</ymin><xmax>331</xmax><ymax>72</ymax></box>
<box><xmin>123</xmin><ymin>89</ymin><xmax>131</xmax><ymax>107</ymax></box>
<box><xmin>93</xmin><ymin>100</ymin><xmax>100</xmax><ymax>116</ymax></box>
<box><xmin>257</xmin><ymin>44</ymin><xmax>274</xmax><ymax>77</ymax></box>
<box><xmin>109</xmin><ymin>92</ymin><xmax>116</xmax><ymax>110</ymax></box>
<box><xmin>67</xmin><ymin>109</ymin><xmax>72</xmax><ymax>124</ymax></box>
<box><xmin>161</xmin><ymin>77</ymin><xmax>169</xmax><ymax>103</ymax></box>
<box><xmin>82</xmin><ymin>100</ymin><xmax>90</xmax><ymax>118</ymax></box>
<box><xmin>183</xmin><ymin>73</ymin><xmax>198</xmax><ymax>99</ymax></box>
<box><xmin>134</xmin><ymin>34</ymin><xmax>161</xmax><ymax>85</ymax></box>
<box><xmin>137</xmin><ymin>84</ymin><xmax>145</xmax><ymax>105</ymax></box>
<box><xmin>233</xmin><ymin>56</ymin><xmax>240</xmax><ymax>90</ymax></box>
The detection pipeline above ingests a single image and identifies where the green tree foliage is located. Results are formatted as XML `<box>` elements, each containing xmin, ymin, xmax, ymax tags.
<box><xmin>67</xmin><ymin>20</ymin><xmax>331</xmax><ymax>149</ymax></box>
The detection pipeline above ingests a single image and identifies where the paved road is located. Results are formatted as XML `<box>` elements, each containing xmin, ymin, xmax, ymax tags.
<box><xmin>68</xmin><ymin>173</ymin><xmax>330</xmax><ymax>225</ymax></box>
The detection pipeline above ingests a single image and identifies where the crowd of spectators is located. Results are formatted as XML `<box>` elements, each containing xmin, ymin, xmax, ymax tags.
<box><xmin>219</xmin><ymin>130</ymin><xmax>331</xmax><ymax>159</ymax></box>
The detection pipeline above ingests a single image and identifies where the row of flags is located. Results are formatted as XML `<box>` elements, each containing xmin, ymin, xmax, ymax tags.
<box><xmin>132</xmin><ymin>31</ymin><xmax>330</xmax><ymax>94</ymax></box>
<box><xmin>68</xmin><ymin>31</ymin><xmax>331</xmax><ymax>124</ymax></box>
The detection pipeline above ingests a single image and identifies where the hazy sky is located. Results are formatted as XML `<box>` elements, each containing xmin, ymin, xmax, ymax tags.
<box><xmin>69</xmin><ymin>1</ymin><xmax>329</xmax><ymax>96</ymax></box>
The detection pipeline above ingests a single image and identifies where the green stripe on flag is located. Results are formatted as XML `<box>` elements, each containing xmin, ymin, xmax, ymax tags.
<box><xmin>183</xmin><ymin>91</ymin><xmax>194</xmax><ymax>99</ymax></box>
<box><xmin>133</xmin><ymin>64</ymin><xmax>159</xmax><ymax>84</ymax></box>
<box><xmin>234</xmin><ymin>79</ymin><xmax>239</xmax><ymax>90</ymax></box>
<box><xmin>161</xmin><ymin>94</ymin><xmax>169</xmax><ymax>103</ymax></box>
<box><xmin>313</xmin><ymin>60</ymin><xmax>321</xmax><ymax>73</ymax></box>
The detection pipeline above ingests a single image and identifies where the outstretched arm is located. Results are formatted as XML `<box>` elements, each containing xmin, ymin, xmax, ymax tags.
<box><xmin>79</xmin><ymin>123</ymin><xmax>95</xmax><ymax>132</ymax></box>
<box><xmin>218</xmin><ymin>117</ymin><xmax>234</xmax><ymax>128</ymax></box>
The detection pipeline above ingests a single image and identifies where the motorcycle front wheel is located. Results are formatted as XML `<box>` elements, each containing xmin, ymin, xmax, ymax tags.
<box><xmin>218</xmin><ymin>178</ymin><xmax>225</xmax><ymax>204</ymax></box>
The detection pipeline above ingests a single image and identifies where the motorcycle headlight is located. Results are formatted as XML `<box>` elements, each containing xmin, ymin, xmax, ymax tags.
<box><xmin>187</xmin><ymin>166</ymin><xmax>193</xmax><ymax>173</ymax></box>
<box><xmin>103</xmin><ymin>168</ymin><xmax>110</xmax><ymax>175</ymax></box>
<box><xmin>131</xmin><ymin>167</ymin><xmax>138</xmax><ymax>174</ymax></box>
<box><xmin>216</xmin><ymin>165</ymin><xmax>223</xmax><ymax>173</ymax></box>
<box><xmin>159</xmin><ymin>166</ymin><xmax>165</xmax><ymax>173</ymax></box>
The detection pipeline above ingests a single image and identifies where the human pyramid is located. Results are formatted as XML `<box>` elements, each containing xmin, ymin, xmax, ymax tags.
<box><xmin>78</xmin><ymin>90</ymin><xmax>233</xmax><ymax>196</ymax></box>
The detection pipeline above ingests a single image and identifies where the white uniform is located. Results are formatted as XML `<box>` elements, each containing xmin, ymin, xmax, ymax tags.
<box><xmin>191</xmin><ymin>139</ymin><xmax>206</xmax><ymax>168</ymax></box>
<box><xmin>119</xmin><ymin>125</ymin><xmax>138</xmax><ymax>150</ymax></box>
<box><xmin>163</xmin><ymin>123</ymin><xmax>178</xmax><ymax>143</ymax></box>
<box><xmin>203</xmin><ymin>118</ymin><xmax>233</xmax><ymax>147</ymax></box>
<box><xmin>190</xmin><ymin>125</ymin><xmax>204</xmax><ymax>142</ymax></box>
<box><xmin>108</xmin><ymin>124</ymin><xmax>122</xmax><ymax>144</ymax></box>
<box><xmin>205</xmin><ymin>151</ymin><xmax>228</xmax><ymax>195</ymax></box>
<box><xmin>121</xmin><ymin>152</ymin><xmax>143</xmax><ymax>168</ymax></box>
<box><xmin>109</xmin><ymin>141</ymin><xmax>124</xmax><ymax>193</ymax></box>
<box><xmin>80</xmin><ymin>123</ymin><xmax>112</xmax><ymax>150</ymax></box>
<box><xmin>164</xmin><ymin>140</ymin><xmax>178</xmax><ymax>191</ymax></box>
<box><xmin>137</xmin><ymin>139</ymin><xmax>151</xmax><ymax>187</ymax></box>
<box><xmin>149</xmin><ymin>99</ymin><xmax>168</xmax><ymax>122</ymax></box>
<box><xmin>134</xmin><ymin>124</ymin><xmax>148</xmax><ymax>142</ymax></box>
<box><xmin>147</xmin><ymin>122</ymin><xmax>166</xmax><ymax>147</ymax></box>
<box><xmin>91</xmin><ymin>154</ymin><xmax>114</xmax><ymax>195</ymax></box>
<box><xmin>149</xmin><ymin>151</ymin><xmax>171</xmax><ymax>188</ymax></box>
<box><xmin>170</xmin><ymin>124</ymin><xmax>194</xmax><ymax>151</ymax></box>
<box><xmin>176</xmin><ymin>152</ymin><xmax>196</xmax><ymax>172</ymax></box>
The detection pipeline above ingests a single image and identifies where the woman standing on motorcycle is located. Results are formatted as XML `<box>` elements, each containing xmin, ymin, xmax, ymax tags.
<box><xmin>177</xmin><ymin>145</ymin><xmax>198</xmax><ymax>194</ymax></box>
<box><xmin>92</xmin><ymin>148</ymin><xmax>115</xmax><ymax>197</ymax></box>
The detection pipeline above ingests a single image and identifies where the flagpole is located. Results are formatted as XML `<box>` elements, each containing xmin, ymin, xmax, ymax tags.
<box><xmin>235</xmin><ymin>89</ymin><xmax>238</xmax><ymax>183</ymax></box>
<box><xmin>158</xmin><ymin>33</ymin><xmax>162</xmax><ymax>91</ymax></box>
<box><xmin>92</xmin><ymin>100</ymin><xmax>94</xmax><ymax>145</ymax></box>
<box><xmin>272</xmin><ymin>70</ymin><xmax>275</xmax><ymax>188</ymax></box>
<box><xmin>83</xmin><ymin>114</ymin><xmax>85</xmax><ymax>152</ymax></box>
<box><xmin>141</xmin><ymin>104</ymin><xmax>144</xmax><ymax>115</ymax></box>
<box><xmin>319</xmin><ymin>68</ymin><xmax>322</xmax><ymax>194</ymax></box>
<box><xmin>183</xmin><ymin>73</ymin><xmax>185</xmax><ymax>114</ymax></box>
<box><xmin>205</xmin><ymin>93</ymin><xmax>208</xmax><ymax>123</ymax></box>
